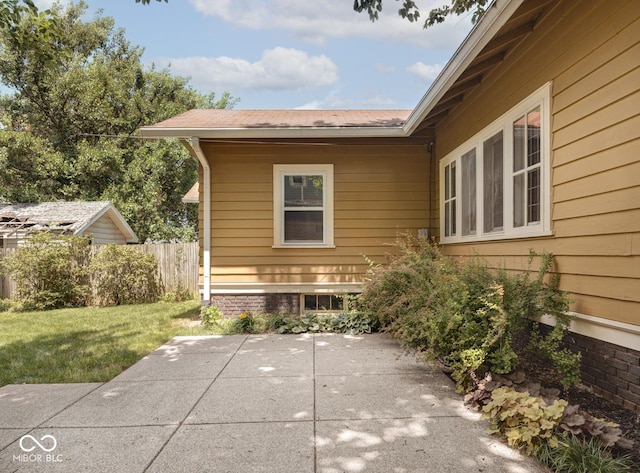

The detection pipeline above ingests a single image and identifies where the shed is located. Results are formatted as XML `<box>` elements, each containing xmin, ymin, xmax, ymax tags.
<box><xmin>0</xmin><ymin>201</ymin><xmax>138</xmax><ymax>248</ymax></box>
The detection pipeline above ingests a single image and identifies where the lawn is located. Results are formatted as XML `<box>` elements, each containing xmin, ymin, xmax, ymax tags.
<box><xmin>0</xmin><ymin>300</ymin><xmax>214</xmax><ymax>386</ymax></box>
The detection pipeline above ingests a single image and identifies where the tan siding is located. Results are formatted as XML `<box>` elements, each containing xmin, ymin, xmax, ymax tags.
<box><xmin>436</xmin><ymin>0</ymin><xmax>640</xmax><ymax>327</ymax></box>
<box><xmin>84</xmin><ymin>217</ymin><xmax>126</xmax><ymax>245</ymax></box>
<box><xmin>202</xmin><ymin>141</ymin><xmax>429</xmax><ymax>286</ymax></box>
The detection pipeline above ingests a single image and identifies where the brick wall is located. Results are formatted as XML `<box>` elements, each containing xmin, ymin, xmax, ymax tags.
<box><xmin>563</xmin><ymin>332</ymin><xmax>640</xmax><ymax>413</ymax></box>
<box><xmin>211</xmin><ymin>294</ymin><xmax>300</xmax><ymax>317</ymax></box>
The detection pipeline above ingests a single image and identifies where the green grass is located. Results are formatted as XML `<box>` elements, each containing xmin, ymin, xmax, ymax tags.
<box><xmin>0</xmin><ymin>300</ymin><xmax>220</xmax><ymax>386</ymax></box>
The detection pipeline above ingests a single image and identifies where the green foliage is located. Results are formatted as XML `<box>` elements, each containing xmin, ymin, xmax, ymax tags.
<box><xmin>330</xmin><ymin>310</ymin><xmax>377</xmax><ymax>335</ymax></box>
<box><xmin>269</xmin><ymin>313</ymin><xmax>334</xmax><ymax>334</ymax></box>
<box><xmin>482</xmin><ymin>387</ymin><xmax>567</xmax><ymax>455</ymax></box>
<box><xmin>0</xmin><ymin>298</ymin><xmax>15</xmax><ymax>312</ymax></box>
<box><xmin>199</xmin><ymin>305</ymin><xmax>223</xmax><ymax>328</ymax></box>
<box><xmin>359</xmin><ymin>235</ymin><xmax>578</xmax><ymax>391</ymax></box>
<box><xmin>89</xmin><ymin>244</ymin><xmax>161</xmax><ymax>306</ymax></box>
<box><xmin>538</xmin><ymin>434</ymin><xmax>633</xmax><ymax>473</ymax></box>
<box><xmin>0</xmin><ymin>232</ymin><xmax>91</xmax><ymax>310</ymax></box>
<box><xmin>353</xmin><ymin>0</ymin><xmax>489</xmax><ymax>28</ymax></box>
<box><xmin>0</xmin><ymin>1</ymin><xmax>238</xmax><ymax>241</ymax></box>
<box><xmin>232</xmin><ymin>311</ymin><xmax>258</xmax><ymax>334</ymax></box>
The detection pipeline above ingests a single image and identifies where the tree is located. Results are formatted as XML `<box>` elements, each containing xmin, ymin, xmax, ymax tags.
<box><xmin>0</xmin><ymin>1</ymin><xmax>237</xmax><ymax>241</ymax></box>
<box><xmin>353</xmin><ymin>0</ymin><xmax>491</xmax><ymax>28</ymax></box>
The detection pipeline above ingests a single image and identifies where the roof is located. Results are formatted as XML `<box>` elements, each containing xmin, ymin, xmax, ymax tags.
<box><xmin>142</xmin><ymin>109</ymin><xmax>410</xmax><ymax>139</ymax></box>
<box><xmin>0</xmin><ymin>201</ymin><xmax>138</xmax><ymax>243</ymax></box>
<box><xmin>140</xmin><ymin>0</ymin><xmax>548</xmax><ymax>140</ymax></box>
<box><xmin>182</xmin><ymin>182</ymin><xmax>199</xmax><ymax>204</ymax></box>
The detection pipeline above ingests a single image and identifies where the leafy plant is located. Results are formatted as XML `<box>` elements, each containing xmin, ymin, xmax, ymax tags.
<box><xmin>269</xmin><ymin>313</ymin><xmax>333</xmax><ymax>334</ymax></box>
<box><xmin>331</xmin><ymin>310</ymin><xmax>377</xmax><ymax>335</ymax></box>
<box><xmin>232</xmin><ymin>311</ymin><xmax>258</xmax><ymax>334</ymax></box>
<box><xmin>482</xmin><ymin>386</ymin><xmax>567</xmax><ymax>455</ymax></box>
<box><xmin>538</xmin><ymin>434</ymin><xmax>633</xmax><ymax>473</ymax></box>
<box><xmin>200</xmin><ymin>305</ymin><xmax>223</xmax><ymax>328</ymax></box>
<box><xmin>359</xmin><ymin>235</ymin><xmax>579</xmax><ymax>391</ymax></box>
<box><xmin>90</xmin><ymin>244</ymin><xmax>161</xmax><ymax>306</ymax></box>
<box><xmin>0</xmin><ymin>232</ymin><xmax>91</xmax><ymax>310</ymax></box>
<box><xmin>560</xmin><ymin>404</ymin><xmax>634</xmax><ymax>449</ymax></box>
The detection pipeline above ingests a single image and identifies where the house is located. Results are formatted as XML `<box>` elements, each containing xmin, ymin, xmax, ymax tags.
<box><xmin>141</xmin><ymin>0</ymin><xmax>639</xmax><ymax>411</ymax></box>
<box><xmin>0</xmin><ymin>201</ymin><xmax>138</xmax><ymax>247</ymax></box>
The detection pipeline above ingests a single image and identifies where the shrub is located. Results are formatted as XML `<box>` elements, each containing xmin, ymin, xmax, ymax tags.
<box><xmin>331</xmin><ymin>310</ymin><xmax>378</xmax><ymax>335</ymax></box>
<box><xmin>0</xmin><ymin>233</ymin><xmax>91</xmax><ymax>310</ymax></box>
<box><xmin>482</xmin><ymin>386</ymin><xmax>567</xmax><ymax>455</ymax></box>
<box><xmin>232</xmin><ymin>311</ymin><xmax>258</xmax><ymax>334</ymax></box>
<box><xmin>90</xmin><ymin>244</ymin><xmax>161</xmax><ymax>306</ymax></box>
<box><xmin>537</xmin><ymin>434</ymin><xmax>633</xmax><ymax>473</ymax></box>
<box><xmin>359</xmin><ymin>234</ymin><xmax>578</xmax><ymax>391</ymax></box>
<box><xmin>269</xmin><ymin>313</ymin><xmax>333</xmax><ymax>334</ymax></box>
<box><xmin>200</xmin><ymin>305</ymin><xmax>223</xmax><ymax>328</ymax></box>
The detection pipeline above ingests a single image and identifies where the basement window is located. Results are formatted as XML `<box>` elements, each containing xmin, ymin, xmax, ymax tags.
<box><xmin>303</xmin><ymin>294</ymin><xmax>345</xmax><ymax>313</ymax></box>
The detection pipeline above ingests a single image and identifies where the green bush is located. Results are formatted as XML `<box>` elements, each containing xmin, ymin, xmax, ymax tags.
<box><xmin>200</xmin><ymin>305</ymin><xmax>223</xmax><ymax>328</ymax></box>
<box><xmin>269</xmin><ymin>313</ymin><xmax>334</xmax><ymax>334</ymax></box>
<box><xmin>0</xmin><ymin>233</ymin><xmax>91</xmax><ymax>310</ymax></box>
<box><xmin>90</xmin><ymin>244</ymin><xmax>161</xmax><ymax>306</ymax></box>
<box><xmin>359</xmin><ymin>234</ymin><xmax>578</xmax><ymax>391</ymax></box>
<box><xmin>537</xmin><ymin>434</ymin><xmax>633</xmax><ymax>473</ymax></box>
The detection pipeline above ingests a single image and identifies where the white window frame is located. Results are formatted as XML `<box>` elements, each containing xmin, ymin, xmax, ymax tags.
<box><xmin>273</xmin><ymin>164</ymin><xmax>334</xmax><ymax>248</ymax></box>
<box><xmin>439</xmin><ymin>82</ymin><xmax>552</xmax><ymax>243</ymax></box>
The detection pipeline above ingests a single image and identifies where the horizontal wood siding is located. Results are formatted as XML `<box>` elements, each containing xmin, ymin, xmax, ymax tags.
<box><xmin>435</xmin><ymin>0</ymin><xmax>640</xmax><ymax>326</ymax></box>
<box><xmin>201</xmin><ymin>140</ymin><xmax>429</xmax><ymax>286</ymax></box>
<box><xmin>84</xmin><ymin>217</ymin><xmax>126</xmax><ymax>245</ymax></box>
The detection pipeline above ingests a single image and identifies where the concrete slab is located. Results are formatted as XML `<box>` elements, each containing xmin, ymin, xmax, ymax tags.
<box><xmin>111</xmin><ymin>352</ymin><xmax>232</xmax><ymax>382</ymax></box>
<box><xmin>42</xmin><ymin>379</ymin><xmax>212</xmax><ymax>427</ymax></box>
<box><xmin>153</xmin><ymin>335</ymin><xmax>247</xmax><ymax>355</ymax></box>
<box><xmin>243</xmin><ymin>333</ymin><xmax>314</xmax><ymax>351</ymax></box>
<box><xmin>0</xmin><ymin>383</ymin><xmax>102</xmax><ymax>428</ymax></box>
<box><xmin>315</xmin><ymin>346</ymin><xmax>427</xmax><ymax>376</ymax></box>
<box><xmin>316</xmin><ymin>417</ymin><xmax>549</xmax><ymax>473</ymax></box>
<box><xmin>148</xmin><ymin>422</ymin><xmax>315</xmax><ymax>473</ymax></box>
<box><xmin>0</xmin><ymin>429</ymin><xmax>28</xmax><ymax>451</ymax></box>
<box><xmin>186</xmin><ymin>376</ymin><xmax>314</xmax><ymax>423</ymax></box>
<box><xmin>315</xmin><ymin>332</ymin><xmax>401</xmax><ymax>350</ymax></box>
<box><xmin>0</xmin><ymin>425</ymin><xmax>176</xmax><ymax>473</ymax></box>
<box><xmin>221</xmin><ymin>347</ymin><xmax>313</xmax><ymax>378</ymax></box>
<box><xmin>316</xmin><ymin>372</ymin><xmax>462</xmax><ymax>420</ymax></box>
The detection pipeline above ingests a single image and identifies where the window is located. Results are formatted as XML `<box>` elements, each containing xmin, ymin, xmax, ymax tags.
<box><xmin>273</xmin><ymin>164</ymin><xmax>334</xmax><ymax>247</ymax></box>
<box><xmin>439</xmin><ymin>83</ymin><xmax>551</xmax><ymax>243</ymax></box>
<box><xmin>303</xmin><ymin>294</ymin><xmax>345</xmax><ymax>312</ymax></box>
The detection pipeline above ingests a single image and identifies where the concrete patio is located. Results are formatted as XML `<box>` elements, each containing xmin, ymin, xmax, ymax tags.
<box><xmin>0</xmin><ymin>333</ymin><xmax>548</xmax><ymax>472</ymax></box>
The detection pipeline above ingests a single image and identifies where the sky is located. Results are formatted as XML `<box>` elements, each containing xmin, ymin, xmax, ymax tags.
<box><xmin>34</xmin><ymin>0</ymin><xmax>475</xmax><ymax>111</ymax></box>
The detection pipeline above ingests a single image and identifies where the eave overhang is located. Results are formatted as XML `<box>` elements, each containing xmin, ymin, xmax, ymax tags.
<box><xmin>140</xmin><ymin>0</ymin><xmax>533</xmax><ymax>141</ymax></box>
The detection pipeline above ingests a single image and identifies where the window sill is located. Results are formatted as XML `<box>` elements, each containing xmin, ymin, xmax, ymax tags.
<box><xmin>272</xmin><ymin>244</ymin><xmax>336</xmax><ymax>249</ymax></box>
<box><xmin>440</xmin><ymin>230</ymin><xmax>553</xmax><ymax>245</ymax></box>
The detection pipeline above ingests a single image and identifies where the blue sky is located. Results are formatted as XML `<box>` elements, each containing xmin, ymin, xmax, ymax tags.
<box><xmin>36</xmin><ymin>0</ymin><xmax>474</xmax><ymax>110</ymax></box>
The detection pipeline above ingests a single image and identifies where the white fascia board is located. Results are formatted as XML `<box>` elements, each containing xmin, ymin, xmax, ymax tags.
<box><xmin>403</xmin><ymin>0</ymin><xmax>525</xmax><ymax>135</ymax></box>
<box><xmin>139</xmin><ymin>126</ymin><xmax>406</xmax><ymax>140</ymax></box>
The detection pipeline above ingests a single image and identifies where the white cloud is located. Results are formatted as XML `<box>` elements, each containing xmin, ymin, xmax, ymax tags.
<box><xmin>407</xmin><ymin>62</ymin><xmax>444</xmax><ymax>83</ymax></box>
<box><xmin>155</xmin><ymin>47</ymin><xmax>338</xmax><ymax>92</ymax></box>
<box><xmin>188</xmin><ymin>0</ymin><xmax>472</xmax><ymax>48</ymax></box>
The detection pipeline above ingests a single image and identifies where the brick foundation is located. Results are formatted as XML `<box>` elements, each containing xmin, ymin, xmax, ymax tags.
<box><xmin>562</xmin><ymin>331</ymin><xmax>640</xmax><ymax>413</ymax></box>
<box><xmin>210</xmin><ymin>293</ymin><xmax>300</xmax><ymax>317</ymax></box>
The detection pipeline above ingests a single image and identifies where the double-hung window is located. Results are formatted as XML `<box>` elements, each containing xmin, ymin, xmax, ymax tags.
<box><xmin>273</xmin><ymin>164</ymin><xmax>334</xmax><ymax>247</ymax></box>
<box><xmin>439</xmin><ymin>83</ymin><xmax>551</xmax><ymax>243</ymax></box>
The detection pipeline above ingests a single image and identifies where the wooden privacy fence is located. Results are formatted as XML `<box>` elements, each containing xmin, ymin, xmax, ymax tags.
<box><xmin>0</xmin><ymin>242</ymin><xmax>199</xmax><ymax>300</ymax></box>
